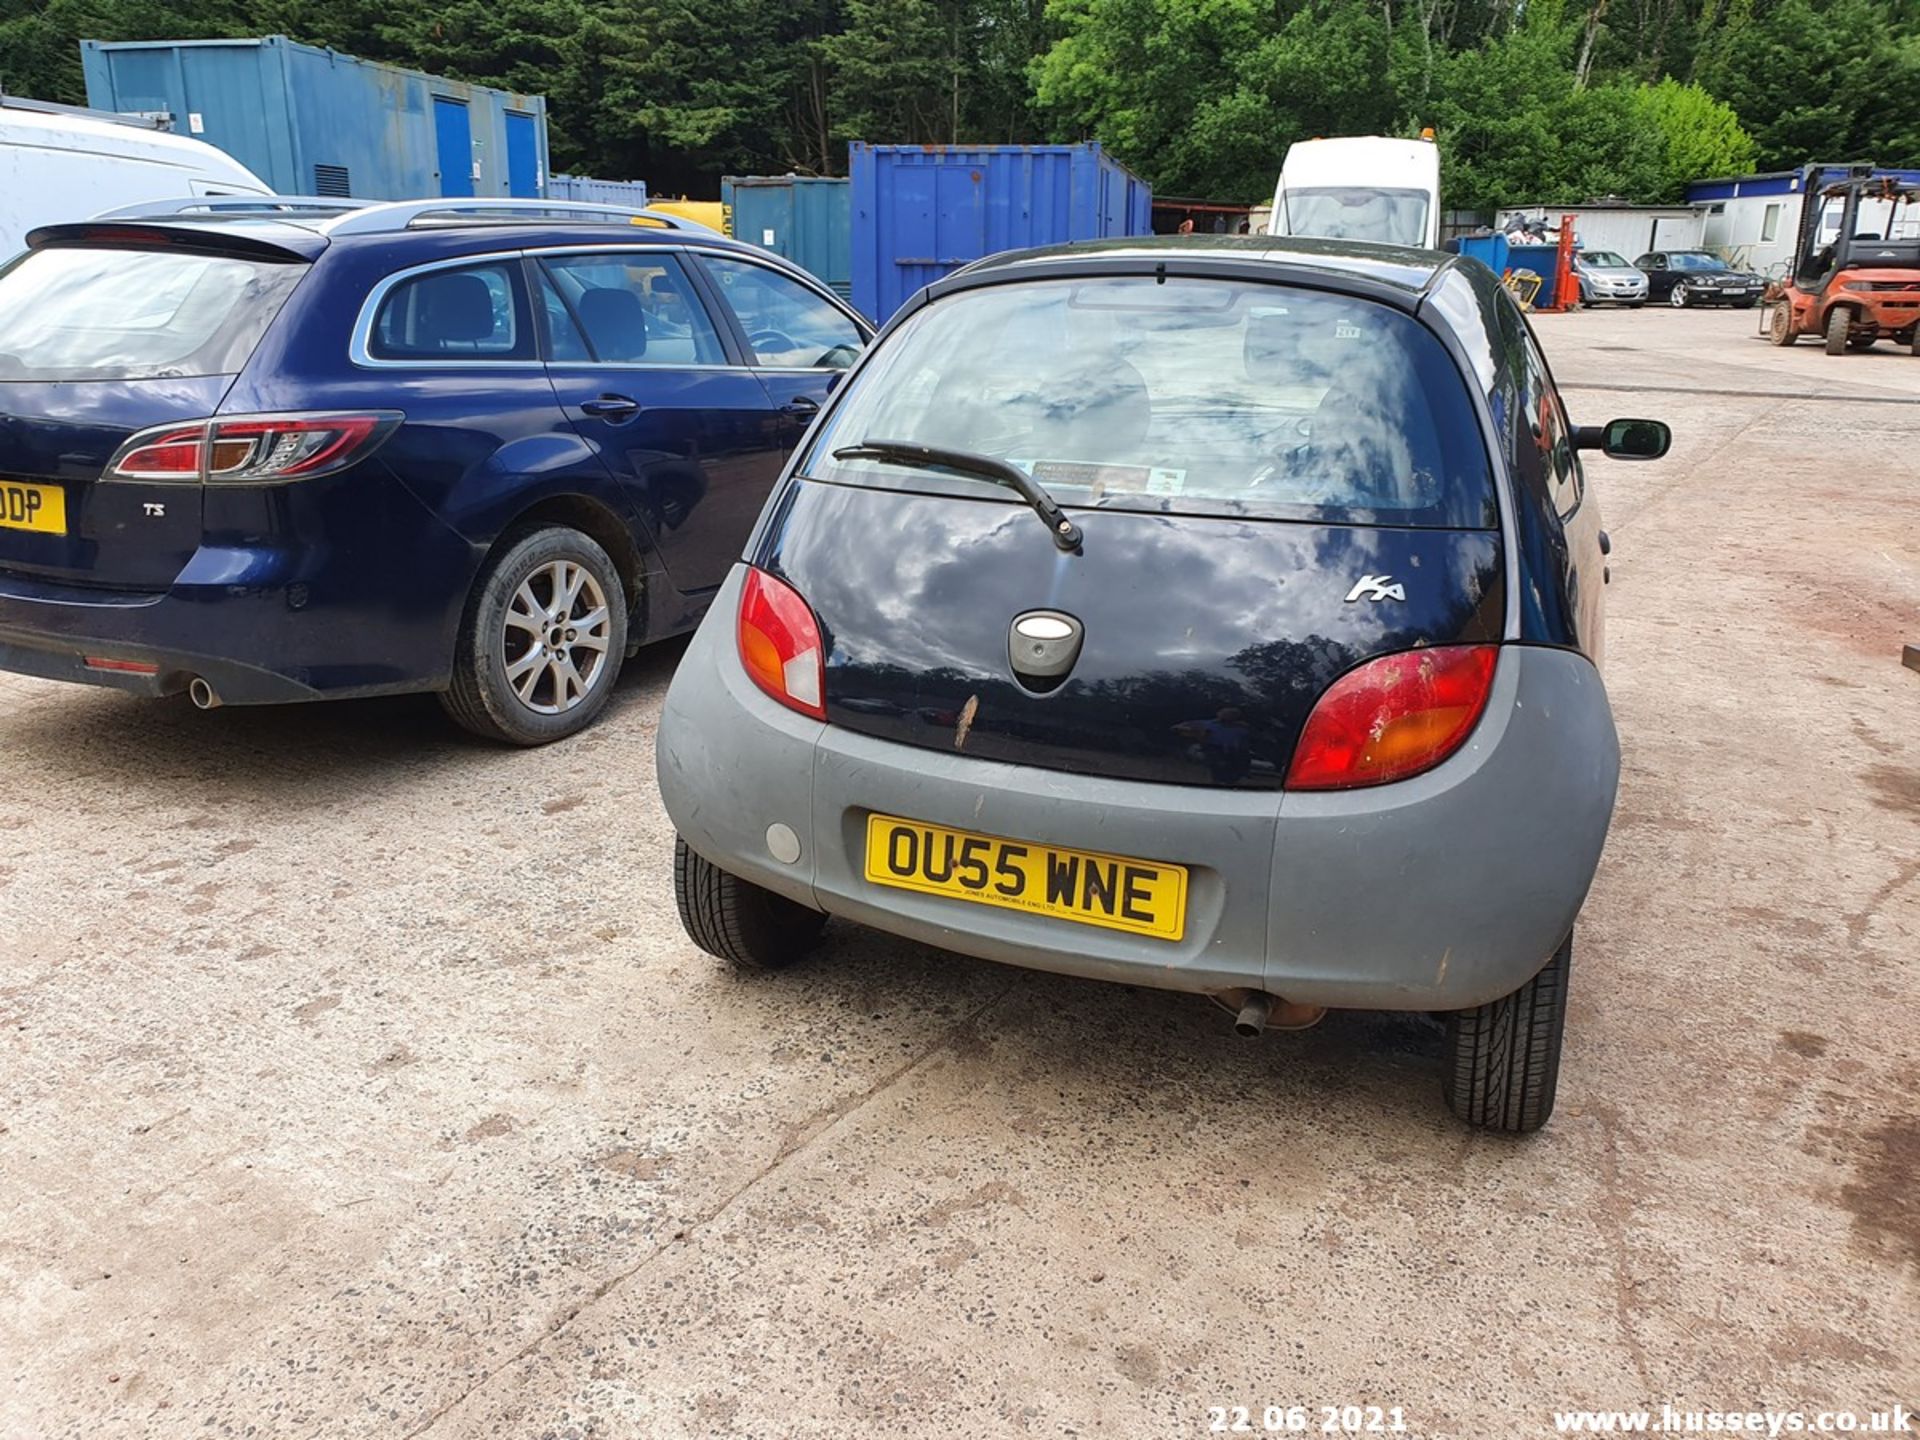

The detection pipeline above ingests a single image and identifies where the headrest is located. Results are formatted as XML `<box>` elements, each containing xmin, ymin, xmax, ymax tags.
<box><xmin>414</xmin><ymin>272</ymin><xmax>497</xmax><ymax>345</ymax></box>
<box><xmin>577</xmin><ymin>286</ymin><xmax>649</xmax><ymax>362</ymax></box>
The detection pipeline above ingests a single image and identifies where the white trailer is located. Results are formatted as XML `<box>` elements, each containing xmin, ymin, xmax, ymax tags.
<box><xmin>1494</xmin><ymin>203</ymin><xmax>1706</xmax><ymax>260</ymax></box>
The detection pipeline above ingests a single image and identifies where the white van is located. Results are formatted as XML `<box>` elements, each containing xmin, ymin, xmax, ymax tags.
<box><xmin>0</xmin><ymin>97</ymin><xmax>270</xmax><ymax>259</ymax></box>
<box><xmin>1265</xmin><ymin>135</ymin><xmax>1441</xmax><ymax>250</ymax></box>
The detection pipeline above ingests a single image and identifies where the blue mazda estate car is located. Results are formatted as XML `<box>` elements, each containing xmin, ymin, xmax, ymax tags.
<box><xmin>658</xmin><ymin>236</ymin><xmax>1672</xmax><ymax>1131</ymax></box>
<box><xmin>0</xmin><ymin>198</ymin><xmax>870</xmax><ymax>743</ymax></box>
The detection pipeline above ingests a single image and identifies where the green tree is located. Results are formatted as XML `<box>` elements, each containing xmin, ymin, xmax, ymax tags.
<box><xmin>1633</xmin><ymin>76</ymin><xmax>1755</xmax><ymax>196</ymax></box>
<box><xmin>825</xmin><ymin>0</ymin><xmax>954</xmax><ymax>142</ymax></box>
<box><xmin>1698</xmin><ymin>0</ymin><xmax>1920</xmax><ymax>168</ymax></box>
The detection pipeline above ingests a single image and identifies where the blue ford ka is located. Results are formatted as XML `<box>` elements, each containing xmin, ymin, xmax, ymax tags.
<box><xmin>657</xmin><ymin>236</ymin><xmax>1670</xmax><ymax>1131</ymax></box>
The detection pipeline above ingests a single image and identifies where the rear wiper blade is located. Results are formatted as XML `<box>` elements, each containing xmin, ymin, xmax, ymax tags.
<box><xmin>832</xmin><ymin>438</ymin><xmax>1084</xmax><ymax>553</ymax></box>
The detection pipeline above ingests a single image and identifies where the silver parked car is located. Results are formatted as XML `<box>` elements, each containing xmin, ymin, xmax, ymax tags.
<box><xmin>656</xmin><ymin>236</ymin><xmax>1671</xmax><ymax>1132</ymax></box>
<box><xmin>1574</xmin><ymin>249</ymin><xmax>1649</xmax><ymax>307</ymax></box>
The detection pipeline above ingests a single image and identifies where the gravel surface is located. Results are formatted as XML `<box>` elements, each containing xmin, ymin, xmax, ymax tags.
<box><xmin>2</xmin><ymin>305</ymin><xmax>1915</xmax><ymax>1439</ymax></box>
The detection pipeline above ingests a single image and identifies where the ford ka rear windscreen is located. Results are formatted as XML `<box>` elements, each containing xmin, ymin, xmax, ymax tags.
<box><xmin>809</xmin><ymin>276</ymin><xmax>1496</xmax><ymax>530</ymax></box>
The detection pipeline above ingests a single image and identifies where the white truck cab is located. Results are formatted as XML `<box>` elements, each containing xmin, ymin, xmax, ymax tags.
<box><xmin>1265</xmin><ymin>135</ymin><xmax>1441</xmax><ymax>250</ymax></box>
<box><xmin>0</xmin><ymin>97</ymin><xmax>271</xmax><ymax>259</ymax></box>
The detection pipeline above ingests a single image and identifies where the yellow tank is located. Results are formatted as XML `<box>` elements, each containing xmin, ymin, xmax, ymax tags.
<box><xmin>646</xmin><ymin>198</ymin><xmax>730</xmax><ymax>235</ymax></box>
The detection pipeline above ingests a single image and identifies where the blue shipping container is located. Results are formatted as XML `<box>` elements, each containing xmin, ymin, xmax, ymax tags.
<box><xmin>722</xmin><ymin>175</ymin><xmax>853</xmax><ymax>303</ymax></box>
<box><xmin>80</xmin><ymin>36</ymin><xmax>550</xmax><ymax>201</ymax></box>
<box><xmin>1453</xmin><ymin>235</ymin><xmax>1565</xmax><ymax>307</ymax></box>
<box><xmin>850</xmin><ymin>143</ymin><xmax>1152</xmax><ymax>323</ymax></box>
<box><xmin>548</xmin><ymin>174</ymin><xmax>650</xmax><ymax>208</ymax></box>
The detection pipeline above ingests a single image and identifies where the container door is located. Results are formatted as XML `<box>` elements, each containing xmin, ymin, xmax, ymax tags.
<box><xmin>433</xmin><ymin>97</ymin><xmax>474</xmax><ymax>198</ymax></box>
<box><xmin>505</xmin><ymin>112</ymin><xmax>540</xmax><ymax>198</ymax></box>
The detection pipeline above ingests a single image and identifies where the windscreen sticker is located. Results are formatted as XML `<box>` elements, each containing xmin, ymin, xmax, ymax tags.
<box><xmin>1010</xmin><ymin>460</ymin><xmax>1188</xmax><ymax>498</ymax></box>
<box><xmin>1013</xmin><ymin>460</ymin><xmax>1189</xmax><ymax>497</ymax></box>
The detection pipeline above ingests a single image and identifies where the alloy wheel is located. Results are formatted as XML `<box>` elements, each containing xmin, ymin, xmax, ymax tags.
<box><xmin>500</xmin><ymin>559</ymin><xmax>612</xmax><ymax>714</ymax></box>
<box><xmin>1670</xmin><ymin>283</ymin><xmax>1689</xmax><ymax>308</ymax></box>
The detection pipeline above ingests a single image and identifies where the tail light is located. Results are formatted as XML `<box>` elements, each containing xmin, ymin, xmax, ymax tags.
<box><xmin>1285</xmin><ymin>645</ymin><xmax>1498</xmax><ymax>791</ymax></box>
<box><xmin>106</xmin><ymin>426</ymin><xmax>205</xmax><ymax>481</ymax></box>
<box><xmin>737</xmin><ymin>566</ymin><xmax>826</xmax><ymax>720</ymax></box>
<box><xmin>104</xmin><ymin>413</ymin><xmax>401</xmax><ymax>485</ymax></box>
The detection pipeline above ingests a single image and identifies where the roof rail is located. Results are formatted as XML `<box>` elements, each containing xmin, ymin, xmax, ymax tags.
<box><xmin>0</xmin><ymin>90</ymin><xmax>173</xmax><ymax>131</ymax></box>
<box><xmin>95</xmin><ymin>195</ymin><xmax>374</xmax><ymax>221</ymax></box>
<box><xmin>323</xmin><ymin>198</ymin><xmax>719</xmax><ymax>237</ymax></box>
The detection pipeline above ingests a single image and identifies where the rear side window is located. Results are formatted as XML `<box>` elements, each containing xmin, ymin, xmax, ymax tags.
<box><xmin>810</xmin><ymin>276</ymin><xmax>1495</xmax><ymax>528</ymax></box>
<box><xmin>0</xmin><ymin>246</ymin><xmax>304</xmax><ymax>382</ymax></box>
<box><xmin>1521</xmin><ymin>336</ymin><xmax>1582</xmax><ymax>518</ymax></box>
<box><xmin>369</xmin><ymin>260</ymin><xmax>534</xmax><ymax>361</ymax></box>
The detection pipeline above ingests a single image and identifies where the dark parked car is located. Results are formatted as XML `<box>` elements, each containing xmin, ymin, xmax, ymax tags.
<box><xmin>657</xmin><ymin>235</ymin><xmax>1672</xmax><ymax>1131</ymax></box>
<box><xmin>0</xmin><ymin>197</ymin><xmax>871</xmax><ymax>743</ymax></box>
<box><xmin>1633</xmin><ymin>249</ymin><xmax>1765</xmax><ymax>308</ymax></box>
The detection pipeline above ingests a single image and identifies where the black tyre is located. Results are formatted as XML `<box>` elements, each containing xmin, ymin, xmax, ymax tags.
<box><xmin>441</xmin><ymin>525</ymin><xmax>629</xmax><ymax>745</ymax></box>
<box><xmin>1443</xmin><ymin>934</ymin><xmax>1571</xmax><ymax>1133</ymax></box>
<box><xmin>1825</xmin><ymin>306</ymin><xmax>1852</xmax><ymax>355</ymax></box>
<box><xmin>1733</xmin><ymin>297</ymin><xmax>1758</xmax><ymax>310</ymax></box>
<box><xmin>674</xmin><ymin>836</ymin><xmax>826</xmax><ymax>970</ymax></box>
<box><xmin>1911</xmin><ymin>330</ymin><xmax>1920</xmax><ymax>357</ymax></box>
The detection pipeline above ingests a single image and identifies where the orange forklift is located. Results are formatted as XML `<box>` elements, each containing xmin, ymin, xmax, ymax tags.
<box><xmin>1763</xmin><ymin>165</ymin><xmax>1920</xmax><ymax>353</ymax></box>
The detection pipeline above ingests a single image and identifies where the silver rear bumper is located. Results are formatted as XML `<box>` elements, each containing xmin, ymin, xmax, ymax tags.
<box><xmin>659</xmin><ymin>566</ymin><xmax>1619</xmax><ymax>1011</ymax></box>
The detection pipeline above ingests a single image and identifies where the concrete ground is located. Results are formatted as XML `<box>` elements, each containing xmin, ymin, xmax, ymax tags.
<box><xmin>2</xmin><ymin>306</ymin><xmax>1915</xmax><ymax>1440</ymax></box>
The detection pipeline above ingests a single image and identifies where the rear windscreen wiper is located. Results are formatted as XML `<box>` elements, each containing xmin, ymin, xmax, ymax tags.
<box><xmin>832</xmin><ymin>438</ymin><xmax>1084</xmax><ymax>553</ymax></box>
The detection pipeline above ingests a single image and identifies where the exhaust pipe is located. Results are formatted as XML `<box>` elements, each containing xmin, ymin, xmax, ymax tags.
<box><xmin>1235</xmin><ymin>992</ymin><xmax>1274</xmax><ymax>1038</ymax></box>
<box><xmin>1231</xmin><ymin>991</ymin><xmax>1330</xmax><ymax>1037</ymax></box>
<box><xmin>188</xmin><ymin>677</ymin><xmax>221</xmax><ymax>710</ymax></box>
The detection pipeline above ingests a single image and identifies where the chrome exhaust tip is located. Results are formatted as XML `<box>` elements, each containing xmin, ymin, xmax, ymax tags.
<box><xmin>187</xmin><ymin>677</ymin><xmax>221</xmax><ymax>710</ymax></box>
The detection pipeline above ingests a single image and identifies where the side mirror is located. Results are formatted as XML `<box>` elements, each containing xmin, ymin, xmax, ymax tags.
<box><xmin>1574</xmin><ymin>417</ymin><xmax>1671</xmax><ymax>460</ymax></box>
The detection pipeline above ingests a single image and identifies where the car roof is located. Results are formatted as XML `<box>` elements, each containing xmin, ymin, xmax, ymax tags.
<box><xmin>954</xmin><ymin>233</ymin><xmax>1452</xmax><ymax>297</ymax></box>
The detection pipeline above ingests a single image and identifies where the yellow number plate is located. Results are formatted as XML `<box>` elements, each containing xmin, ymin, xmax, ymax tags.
<box><xmin>0</xmin><ymin>481</ymin><xmax>66</xmax><ymax>535</ymax></box>
<box><xmin>862</xmin><ymin>813</ymin><xmax>1188</xmax><ymax>942</ymax></box>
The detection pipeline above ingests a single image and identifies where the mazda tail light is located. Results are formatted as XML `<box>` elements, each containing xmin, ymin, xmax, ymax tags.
<box><xmin>104</xmin><ymin>413</ymin><xmax>401</xmax><ymax>484</ymax></box>
<box><xmin>1285</xmin><ymin>645</ymin><xmax>1499</xmax><ymax>791</ymax></box>
<box><xmin>104</xmin><ymin>425</ymin><xmax>205</xmax><ymax>481</ymax></box>
<box><xmin>737</xmin><ymin>566</ymin><xmax>826</xmax><ymax>720</ymax></box>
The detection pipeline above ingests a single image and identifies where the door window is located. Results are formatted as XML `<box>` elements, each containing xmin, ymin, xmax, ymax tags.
<box><xmin>369</xmin><ymin>260</ymin><xmax>533</xmax><ymax>361</ymax></box>
<box><xmin>701</xmin><ymin>256</ymin><xmax>864</xmax><ymax>370</ymax></box>
<box><xmin>536</xmin><ymin>252</ymin><xmax>726</xmax><ymax>366</ymax></box>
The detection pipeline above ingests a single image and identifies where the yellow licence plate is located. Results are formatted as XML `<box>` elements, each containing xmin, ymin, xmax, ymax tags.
<box><xmin>0</xmin><ymin>481</ymin><xmax>67</xmax><ymax>535</ymax></box>
<box><xmin>863</xmin><ymin>813</ymin><xmax>1188</xmax><ymax>942</ymax></box>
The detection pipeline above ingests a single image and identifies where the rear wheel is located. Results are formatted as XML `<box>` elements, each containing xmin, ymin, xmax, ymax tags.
<box><xmin>441</xmin><ymin>525</ymin><xmax>628</xmax><ymax>745</ymax></box>
<box><xmin>1443</xmin><ymin>934</ymin><xmax>1571</xmax><ymax>1133</ymax></box>
<box><xmin>1669</xmin><ymin>282</ymin><xmax>1691</xmax><ymax>308</ymax></box>
<box><xmin>674</xmin><ymin>836</ymin><xmax>826</xmax><ymax>971</ymax></box>
<box><xmin>1825</xmin><ymin>306</ymin><xmax>1853</xmax><ymax>355</ymax></box>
